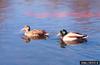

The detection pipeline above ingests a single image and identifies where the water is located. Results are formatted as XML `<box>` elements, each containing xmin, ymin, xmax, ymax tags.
<box><xmin>0</xmin><ymin>0</ymin><xmax>100</xmax><ymax>65</ymax></box>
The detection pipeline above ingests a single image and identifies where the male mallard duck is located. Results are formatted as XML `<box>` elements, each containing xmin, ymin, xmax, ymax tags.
<box><xmin>58</xmin><ymin>29</ymin><xmax>88</xmax><ymax>44</ymax></box>
<box><xmin>21</xmin><ymin>25</ymin><xmax>49</xmax><ymax>38</ymax></box>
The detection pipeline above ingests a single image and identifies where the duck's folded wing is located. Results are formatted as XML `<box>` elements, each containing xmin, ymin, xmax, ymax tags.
<box><xmin>67</xmin><ymin>32</ymin><xmax>84</xmax><ymax>37</ymax></box>
<box><xmin>31</xmin><ymin>30</ymin><xmax>45</xmax><ymax>34</ymax></box>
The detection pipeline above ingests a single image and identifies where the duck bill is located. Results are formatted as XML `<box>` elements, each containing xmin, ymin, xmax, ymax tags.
<box><xmin>21</xmin><ymin>28</ymin><xmax>25</xmax><ymax>32</ymax></box>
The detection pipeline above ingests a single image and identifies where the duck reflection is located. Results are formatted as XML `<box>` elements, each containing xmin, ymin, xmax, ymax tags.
<box><xmin>22</xmin><ymin>35</ymin><xmax>48</xmax><ymax>43</ymax></box>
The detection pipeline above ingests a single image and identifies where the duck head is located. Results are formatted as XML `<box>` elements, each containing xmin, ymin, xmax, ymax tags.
<box><xmin>57</xmin><ymin>29</ymin><xmax>68</xmax><ymax>37</ymax></box>
<box><xmin>62</xmin><ymin>29</ymin><xmax>68</xmax><ymax>35</ymax></box>
<box><xmin>21</xmin><ymin>25</ymin><xmax>30</xmax><ymax>32</ymax></box>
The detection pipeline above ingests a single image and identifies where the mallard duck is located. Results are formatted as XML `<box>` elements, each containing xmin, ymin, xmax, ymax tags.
<box><xmin>58</xmin><ymin>29</ymin><xmax>88</xmax><ymax>44</ymax></box>
<box><xmin>21</xmin><ymin>25</ymin><xmax>49</xmax><ymax>38</ymax></box>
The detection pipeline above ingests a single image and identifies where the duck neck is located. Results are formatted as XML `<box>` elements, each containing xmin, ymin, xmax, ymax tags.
<box><xmin>28</xmin><ymin>26</ymin><xmax>31</xmax><ymax>31</ymax></box>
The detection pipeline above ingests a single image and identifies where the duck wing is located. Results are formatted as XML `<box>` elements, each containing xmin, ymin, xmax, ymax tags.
<box><xmin>31</xmin><ymin>30</ymin><xmax>46</xmax><ymax>34</ymax></box>
<box><xmin>66</xmin><ymin>32</ymin><xmax>86</xmax><ymax>37</ymax></box>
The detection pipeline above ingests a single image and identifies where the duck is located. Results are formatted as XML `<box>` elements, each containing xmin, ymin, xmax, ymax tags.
<box><xmin>21</xmin><ymin>25</ymin><xmax>49</xmax><ymax>38</ymax></box>
<box><xmin>58</xmin><ymin>29</ymin><xmax>88</xmax><ymax>44</ymax></box>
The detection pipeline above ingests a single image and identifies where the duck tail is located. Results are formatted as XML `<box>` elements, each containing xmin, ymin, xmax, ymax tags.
<box><xmin>45</xmin><ymin>32</ymin><xmax>49</xmax><ymax>36</ymax></box>
<box><xmin>83</xmin><ymin>34</ymin><xmax>88</xmax><ymax>38</ymax></box>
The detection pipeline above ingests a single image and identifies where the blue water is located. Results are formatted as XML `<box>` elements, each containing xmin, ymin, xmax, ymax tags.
<box><xmin>0</xmin><ymin>0</ymin><xmax>100</xmax><ymax>65</ymax></box>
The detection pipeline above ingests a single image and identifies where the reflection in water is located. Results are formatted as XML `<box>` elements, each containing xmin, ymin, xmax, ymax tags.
<box><xmin>24</xmin><ymin>0</ymin><xmax>33</xmax><ymax>5</ymax></box>
<box><xmin>24</xmin><ymin>0</ymin><xmax>100</xmax><ymax>19</ymax></box>
<box><xmin>69</xmin><ymin>0</ymin><xmax>99</xmax><ymax>32</ymax></box>
<box><xmin>47</xmin><ymin>0</ymin><xmax>69</xmax><ymax>11</ymax></box>
<box><xmin>71</xmin><ymin>0</ymin><xmax>91</xmax><ymax>12</ymax></box>
<box><xmin>22</xmin><ymin>35</ymin><xmax>48</xmax><ymax>43</ymax></box>
<box><xmin>0</xmin><ymin>0</ymin><xmax>9</xmax><ymax>23</ymax></box>
<box><xmin>71</xmin><ymin>0</ymin><xmax>92</xmax><ymax>23</ymax></box>
<box><xmin>0</xmin><ymin>0</ymin><xmax>100</xmax><ymax>65</ymax></box>
<box><xmin>25</xmin><ymin>11</ymin><xmax>100</xmax><ymax>19</ymax></box>
<box><xmin>70</xmin><ymin>0</ymin><xmax>100</xmax><ymax>24</ymax></box>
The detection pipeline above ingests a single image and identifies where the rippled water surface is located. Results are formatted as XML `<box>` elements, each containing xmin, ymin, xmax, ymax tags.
<box><xmin>0</xmin><ymin>0</ymin><xmax>100</xmax><ymax>65</ymax></box>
